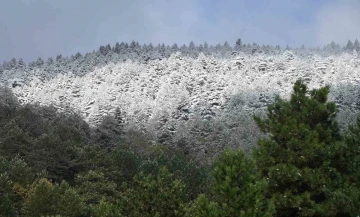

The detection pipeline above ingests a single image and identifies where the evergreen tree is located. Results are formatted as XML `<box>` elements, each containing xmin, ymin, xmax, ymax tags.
<box><xmin>35</xmin><ymin>57</ymin><xmax>44</xmax><ymax>67</ymax></box>
<box><xmin>75</xmin><ymin>170</ymin><xmax>118</xmax><ymax>205</ymax></box>
<box><xmin>141</xmin><ymin>43</ymin><xmax>148</xmax><ymax>53</ymax></box>
<box><xmin>343</xmin><ymin>116</ymin><xmax>360</xmax><ymax>185</ymax></box>
<box><xmin>189</xmin><ymin>41</ymin><xmax>196</xmax><ymax>51</ymax></box>
<box><xmin>172</xmin><ymin>43</ymin><xmax>179</xmax><ymax>52</ymax></box>
<box><xmin>129</xmin><ymin>40</ymin><xmax>137</xmax><ymax>49</ymax></box>
<box><xmin>346</xmin><ymin>40</ymin><xmax>354</xmax><ymax>52</ymax></box>
<box><xmin>120</xmin><ymin>167</ymin><xmax>186</xmax><ymax>217</ymax></box>
<box><xmin>253</xmin><ymin>79</ymin><xmax>359</xmax><ymax>217</ymax></box>
<box><xmin>204</xmin><ymin>42</ymin><xmax>209</xmax><ymax>52</ymax></box>
<box><xmin>187</xmin><ymin>149</ymin><xmax>275</xmax><ymax>217</ymax></box>
<box><xmin>18</xmin><ymin>58</ymin><xmax>25</xmax><ymax>69</ymax></box>
<box><xmin>46</xmin><ymin>57</ymin><xmax>54</xmax><ymax>66</ymax></box>
<box><xmin>74</xmin><ymin>52</ymin><xmax>83</xmax><ymax>60</ymax></box>
<box><xmin>9</xmin><ymin>58</ymin><xmax>17</xmax><ymax>69</ymax></box>
<box><xmin>223</xmin><ymin>41</ymin><xmax>231</xmax><ymax>50</ymax></box>
<box><xmin>56</xmin><ymin>54</ymin><xmax>63</xmax><ymax>62</ymax></box>
<box><xmin>23</xmin><ymin>178</ymin><xmax>83</xmax><ymax>217</ymax></box>
<box><xmin>105</xmin><ymin>44</ymin><xmax>112</xmax><ymax>54</ymax></box>
<box><xmin>148</xmin><ymin>43</ymin><xmax>154</xmax><ymax>51</ymax></box>
<box><xmin>99</xmin><ymin>45</ymin><xmax>111</xmax><ymax>56</ymax></box>
<box><xmin>113</xmin><ymin>42</ymin><xmax>121</xmax><ymax>54</ymax></box>
<box><xmin>160</xmin><ymin>43</ymin><xmax>166</xmax><ymax>56</ymax></box>
<box><xmin>198</xmin><ymin>44</ymin><xmax>204</xmax><ymax>53</ymax></box>
<box><xmin>235</xmin><ymin>38</ymin><xmax>242</xmax><ymax>51</ymax></box>
<box><xmin>330</xmin><ymin>41</ymin><xmax>336</xmax><ymax>50</ymax></box>
<box><xmin>354</xmin><ymin>39</ymin><xmax>360</xmax><ymax>52</ymax></box>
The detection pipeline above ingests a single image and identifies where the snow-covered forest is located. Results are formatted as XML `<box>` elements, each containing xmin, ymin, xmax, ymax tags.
<box><xmin>1</xmin><ymin>39</ymin><xmax>360</xmax><ymax>157</ymax></box>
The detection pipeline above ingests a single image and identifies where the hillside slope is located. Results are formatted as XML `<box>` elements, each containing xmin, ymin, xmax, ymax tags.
<box><xmin>2</xmin><ymin>50</ymin><xmax>360</xmax><ymax>156</ymax></box>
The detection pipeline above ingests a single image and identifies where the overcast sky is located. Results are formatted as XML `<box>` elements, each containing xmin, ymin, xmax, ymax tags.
<box><xmin>1</xmin><ymin>0</ymin><xmax>359</xmax><ymax>63</ymax></box>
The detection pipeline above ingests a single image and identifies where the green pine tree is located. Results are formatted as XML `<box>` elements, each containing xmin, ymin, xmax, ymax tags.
<box><xmin>253</xmin><ymin>79</ymin><xmax>359</xmax><ymax>217</ymax></box>
<box><xmin>23</xmin><ymin>178</ymin><xmax>83</xmax><ymax>217</ymax></box>
<box><xmin>187</xmin><ymin>149</ymin><xmax>274</xmax><ymax>217</ymax></box>
<box><xmin>344</xmin><ymin>116</ymin><xmax>360</xmax><ymax>184</ymax></box>
<box><xmin>120</xmin><ymin>167</ymin><xmax>186</xmax><ymax>217</ymax></box>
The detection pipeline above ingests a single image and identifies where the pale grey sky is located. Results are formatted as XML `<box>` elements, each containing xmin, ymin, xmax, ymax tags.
<box><xmin>1</xmin><ymin>0</ymin><xmax>359</xmax><ymax>62</ymax></box>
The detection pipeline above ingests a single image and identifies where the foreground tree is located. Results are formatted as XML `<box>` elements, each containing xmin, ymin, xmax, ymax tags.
<box><xmin>253</xmin><ymin>79</ymin><xmax>360</xmax><ymax>217</ymax></box>
<box><xmin>343</xmin><ymin>116</ymin><xmax>360</xmax><ymax>187</ymax></box>
<box><xmin>187</xmin><ymin>149</ymin><xmax>274</xmax><ymax>217</ymax></box>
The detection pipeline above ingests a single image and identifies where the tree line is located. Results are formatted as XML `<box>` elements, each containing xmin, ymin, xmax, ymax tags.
<box><xmin>1</xmin><ymin>39</ymin><xmax>359</xmax><ymax>77</ymax></box>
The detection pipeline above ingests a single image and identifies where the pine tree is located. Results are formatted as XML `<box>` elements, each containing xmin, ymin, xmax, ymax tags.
<box><xmin>75</xmin><ymin>170</ymin><xmax>118</xmax><ymax>205</ymax></box>
<box><xmin>130</xmin><ymin>40</ymin><xmax>137</xmax><ymax>49</ymax></box>
<box><xmin>354</xmin><ymin>39</ymin><xmax>360</xmax><ymax>52</ymax></box>
<box><xmin>23</xmin><ymin>178</ymin><xmax>83</xmax><ymax>217</ymax></box>
<box><xmin>344</xmin><ymin>116</ymin><xmax>360</xmax><ymax>185</ymax></box>
<box><xmin>35</xmin><ymin>57</ymin><xmax>44</xmax><ymax>67</ymax></box>
<box><xmin>187</xmin><ymin>149</ymin><xmax>275</xmax><ymax>217</ymax></box>
<box><xmin>346</xmin><ymin>40</ymin><xmax>354</xmax><ymax>52</ymax></box>
<box><xmin>120</xmin><ymin>167</ymin><xmax>186</xmax><ymax>217</ymax></box>
<box><xmin>253</xmin><ymin>79</ymin><xmax>359</xmax><ymax>217</ymax></box>
<box><xmin>113</xmin><ymin>42</ymin><xmax>121</xmax><ymax>54</ymax></box>
<box><xmin>204</xmin><ymin>42</ymin><xmax>209</xmax><ymax>52</ymax></box>
<box><xmin>172</xmin><ymin>43</ymin><xmax>179</xmax><ymax>52</ymax></box>
<box><xmin>46</xmin><ymin>57</ymin><xmax>54</xmax><ymax>66</ymax></box>
<box><xmin>9</xmin><ymin>58</ymin><xmax>17</xmax><ymax>69</ymax></box>
<box><xmin>18</xmin><ymin>58</ymin><xmax>25</xmax><ymax>68</ymax></box>
<box><xmin>56</xmin><ymin>54</ymin><xmax>63</xmax><ymax>62</ymax></box>
<box><xmin>235</xmin><ymin>38</ymin><xmax>242</xmax><ymax>51</ymax></box>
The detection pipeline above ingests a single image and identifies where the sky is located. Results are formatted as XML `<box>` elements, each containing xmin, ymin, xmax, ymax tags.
<box><xmin>1</xmin><ymin>0</ymin><xmax>359</xmax><ymax>63</ymax></box>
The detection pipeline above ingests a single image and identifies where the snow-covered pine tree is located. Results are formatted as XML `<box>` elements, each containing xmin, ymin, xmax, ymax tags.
<box><xmin>354</xmin><ymin>39</ymin><xmax>360</xmax><ymax>52</ymax></box>
<box><xmin>345</xmin><ymin>40</ymin><xmax>354</xmax><ymax>52</ymax></box>
<box><xmin>235</xmin><ymin>38</ymin><xmax>242</xmax><ymax>51</ymax></box>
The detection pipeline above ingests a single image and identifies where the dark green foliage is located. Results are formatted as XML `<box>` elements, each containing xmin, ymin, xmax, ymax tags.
<box><xmin>90</xmin><ymin>199</ymin><xmax>123</xmax><ymax>217</ymax></box>
<box><xmin>75</xmin><ymin>170</ymin><xmax>119</xmax><ymax>205</ymax></box>
<box><xmin>23</xmin><ymin>178</ymin><xmax>83</xmax><ymax>217</ymax></box>
<box><xmin>76</xmin><ymin>144</ymin><xmax>143</xmax><ymax>186</ymax></box>
<box><xmin>140</xmin><ymin>145</ymin><xmax>211</xmax><ymax>201</ymax></box>
<box><xmin>0</xmin><ymin>155</ymin><xmax>34</xmax><ymax>217</ymax></box>
<box><xmin>90</xmin><ymin>115</ymin><xmax>123</xmax><ymax>149</ymax></box>
<box><xmin>344</xmin><ymin>116</ymin><xmax>360</xmax><ymax>184</ymax></box>
<box><xmin>253</xmin><ymin>79</ymin><xmax>360</xmax><ymax>217</ymax></box>
<box><xmin>342</xmin><ymin>116</ymin><xmax>360</xmax><ymax>209</ymax></box>
<box><xmin>109</xmin><ymin>144</ymin><xmax>143</xmax><ymax>184</ymax></box>
<box><xmin>188</xmin><ymin>149</ymin><xmax>274</xmax><ymax>217</ymax></box>
<box><xmin>0</xmin><ymin>87</ymin><xmax>18</xmax><ymax>124</ymax></box>
<box><xmin>186</xmin><ymin>194</ymin><xmax>220</xmax><ymax>217</ymax></box>
<box><xmin>119</xmin><ymin>167</ymin><xmax>186</xmax><ymax>217</ymax></box>
<box><xmin>0</xmin><ymin>91</ymin><xmax>91</xmax><ymax>183</ymax></box>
